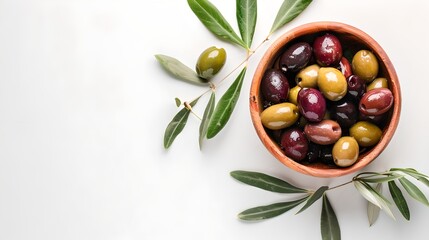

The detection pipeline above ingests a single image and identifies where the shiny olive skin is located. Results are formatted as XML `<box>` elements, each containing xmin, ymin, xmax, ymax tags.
<box><xmin>304</xmin><ymin>119</ymin><xmax>342</xmax><ymax>145</ymax></box>
<box><xmin>288</xmin><ymin>85</ymin><xmax>302</xmax><ymax>105</ymax></box>
<box><xmin>333</xmin><ymin>136</ymin><xmax>359</xmax><ymax>167</ymax></box>
<box><xmin>349</xmin><ymin>121</ymin><xmax>382</xmax><ymax>147</ymax></box>
<box><xmin>338</xmin><ymin>57</ymin><xmax>352</xmax><ymax>78</ymax></box>
<box><xmin>318</xmin><ymin>67</ymin><xmax>347</xmax><ymax>101</ymax></box>
<box><xmin>352</xmin><ymin>50</ymin><xmax>379</xmax><ymax>82</ymax></box>
<box><xmin>280</xmin><ymin>128</ymin><xmax>308</xmax><ymax>162</ymax></box>
<box><xmin>313</xmin><ymin>33</ymin><xmax>343</xmax><ymax>67</ymax></box>
<box><xmin>196</xmin><ymin>46</ymin><xmax>226</xmax><ymax>80</ymax></box>
<box><xmin>332</xmin><ymin>99</ymin><xmax>358</xmax><ymax>129</ymax></box>
<box><xmin>297</xmin><ymin>88</ymin><xmax>326</xmax><ymax>122</ymax></box>
<box><xmin>295</xmin><ymin>64</ymin><xmax>320</xmax><ymax>88</ymax></box>
<box><xmin>261</xmin><ymin>103</ymin><xmax>299</xmax><ymax>130</ymax></box>
<box><xmin>279</xmin><ymin>42</ymin><xmax>312</xmax><ymax>73</ymax></box>
<box><xmin>359</xmin><ymin>88</ymin><xmax>394</xmax><ymax>116</ymax></box>
<box><xmin>367</xmin><ymin>77</ymin><xmax>388</xmax><ymax>91</ymax></box>
<box><xmin>346</xmin><ymin>75</ymin><xmax>366</xmax><ymax>100</ymax></box>
<box><xmin>261</xmin><ymin>69</ymin><xmax>290</xmax><ymax>104</ymax></box>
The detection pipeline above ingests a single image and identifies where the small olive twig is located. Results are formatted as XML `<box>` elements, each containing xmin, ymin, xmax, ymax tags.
<box><xmin>325</xmin><ymin>170</ymin><xmax>398</xmax><ymax>191</ymax></box>
<box><xmin>184</xmin><ymin>101</ymin><xmax>202</xmax><ymax>121</ymax></box>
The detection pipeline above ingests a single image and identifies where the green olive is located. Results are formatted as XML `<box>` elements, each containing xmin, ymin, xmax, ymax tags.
<box><xmin>288</xmin><ymin>85</ymin><xmax>302</xmax><ymax>105</ymax></box>
<box><xmin>352</xmin><ymin>50</ymin><xmax>379</xmax><ymax>83</ymax></box>
<box><xmin>261</xmin><ymin>103</ymin><xmax>299</xmax><ymax>130</ymax></box>
<box><xmin>317</xmin><ymin>67</ymin><xmax>347</xmax><ymax>101</ymax></box>
<box><xmin>196</xmin><ymin>46</ymin><xmax>226</xmax><ymax>81</ymax></box>
<box><xmin>295</xmin><ymin>64</ymin><xmax>320</xmax><ymax>88</ymax></box>
<box><xmin>333</xmin><ymin>136</ymin><xmax>359</xmax><ymax>167</ymax></box>
<box><xmin>349</xmin><ymin>121</ymin><xmax>382</xmax><ymax>147</ymax></box>
<box><xmin>367</xmin><ymin>77</ymin><xmax>388</xmax><ymax>91</ymax></box>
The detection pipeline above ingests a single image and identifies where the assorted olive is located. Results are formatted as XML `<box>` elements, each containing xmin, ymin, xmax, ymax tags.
<box><xmin>279</xmin><ymin>42</ymin><xmax>312</xmax><ymax>73</ymax></box>
<box><xmin>261</xmin><ymin>103</ymin><xmax>299</xmax><ymax>130</ymax></box>
<box><xmin>352</xmin><ymin>50</ymin><xmax>379</xmax><ymax>82</ymax></box>
<box><xmin>261</xmin><ymin>69</ymin><xmax>290</xmax><ymax>104</ymax></box>
<box><xmin>313</xmin><ymin>33</ymin><xmax>343</xmax><ymax>67</ymax></box>
<box><xmin>297</xmin><ymin>88</ymin><xmax>326</xmax><ymax>122</ymax></box>
<box><xmin>259</xmin><ymin>32</ymin><xmax>394</xmax><ymax>168</ymax></box>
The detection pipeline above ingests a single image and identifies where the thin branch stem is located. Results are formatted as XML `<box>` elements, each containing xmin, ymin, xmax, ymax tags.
<box><xmin>184</xmin><ymin>101</ymin><xmax>202</xmax><ymax>120</ymax></box>
<box><xmin>327</xmin><ymin>180</ymin><xmax>353</xmax><ymax>191</ymax></box>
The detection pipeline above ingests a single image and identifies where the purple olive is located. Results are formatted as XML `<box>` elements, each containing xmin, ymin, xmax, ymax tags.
<box><xmin>261</xmin><ymin>69</ymin><xmax>290</xmax><ymax>104</ymax></box>
<box><xmin>338</xmin><ymin>57</ymin><xmax>352</xmax><ymax>78</ymax></box>
<box><xmin>359</xmin><ymin>88</ymin><xmax>394</xmax><ymax>115</ymax></box>
<box><xmin>332</xmin><ymin>99</ymin><xmax>358</xmax><ymax>129</ymax></box>
<box><xmin>346</xmin><ymin>75</ymin><xmax>366</xmax><ymax>100</ymax></box>
<box><xmin>280</xmin><ymin>128</ymin><xmax>308</xmax><ymax>162</ymax></box>
<box><xmin>279</xmin><ymin>42</ymin><xmax>312</xmax><ymax>73</ymax></box>
<box><xmin>297</xmin><ymin>88</ymin><xmax>326</xmax><ymax>122</ymax></box>
<box><xmin>313</xmin><ymin>33</ymin><xmax>343</xmax><ymax>67</ymax></box>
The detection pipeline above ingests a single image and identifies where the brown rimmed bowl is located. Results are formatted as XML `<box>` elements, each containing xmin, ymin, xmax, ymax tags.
<box><xmin>250</xmin><ymin>21</ymin><xmax>401</xmax><ymax>178</ymax></box>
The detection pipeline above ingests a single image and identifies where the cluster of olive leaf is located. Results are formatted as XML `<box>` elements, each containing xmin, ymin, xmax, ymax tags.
<box><xmin>232</xmin><ymin>168</ymin><xmax>429</xmax><ymax>240</ymax></box>
<box><xmin>156</xmin><ymin>0</ymin><xmax>313</xmax><ymax>149</ymax></box>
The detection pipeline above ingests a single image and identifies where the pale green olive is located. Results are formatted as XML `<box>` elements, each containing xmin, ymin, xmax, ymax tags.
<box><xmin>349</xmin><ymin>121</ymin><xmax>382</xmax><ymax>147</ymax></box>
<box><xmin>333</xmin><ymin>136</ymin><xmax>359</xmax><ymax>167</ymax></box>
<box><xmin>261</xmin><ymin>103</ymin><xmax>299</xmax><ymax>130</ymax></box>
<box><xmin>352</xmin><ymin>50</ymin><xmax>379</xmax><ymax>83</ymax></box>
<box><xmin>288</xmin><ymin>85</ymin><xmax>302</xmax><ymax>105</ymax></box>
<box><xmin>295</xmin><ymin>64</ymin><xmax>320</xmax><ymax>88</ymax></box>
<box><xmin>317</xmin><ymin>67</ymin><xmax>347</xmax><ymax>101</ymax></box>
<box><xmin>367</xmin><ymin>77</ymin><xmax>388</xmax><ymax>91</ymax></box>
<box><xmin>196</xmin><ymin>46</ymin><xmax>226</xmax><ymax>81</ymax></box>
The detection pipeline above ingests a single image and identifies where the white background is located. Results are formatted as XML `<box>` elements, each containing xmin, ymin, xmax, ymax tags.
<box><xmin>1</xmin><ymin>0</ymin><xmax>429</xmax><ymax>239</ymax></box>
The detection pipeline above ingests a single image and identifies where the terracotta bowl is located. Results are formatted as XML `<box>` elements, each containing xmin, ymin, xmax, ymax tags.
<box><xmin>250</xmin><ymin>21</ymin><xmax>401</xmax><ymax>178</ymax></box>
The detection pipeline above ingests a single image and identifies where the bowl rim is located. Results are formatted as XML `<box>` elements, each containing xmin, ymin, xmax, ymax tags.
<box><xmin>249</xmin><ymin>21</ymin><xmax>402</xmax><ymax>178</ymax></box>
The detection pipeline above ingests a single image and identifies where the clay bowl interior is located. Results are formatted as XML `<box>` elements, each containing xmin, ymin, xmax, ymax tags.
<box><xmin>250</xmin><ymin>22</ymin><xmax>401</xmax><ymax>178</ymax></box>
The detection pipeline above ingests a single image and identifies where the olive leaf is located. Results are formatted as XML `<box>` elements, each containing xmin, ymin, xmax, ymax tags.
<box><xmin>391</xmin><ymin>168</ymin><xmax>429</xmax><ymax>187</ymax></box>
<box><xmin>415</xmin><ymin>177</ymin><xmax>429</xmax><ymax>188</ymax></box>
<box><xmin>354</xmin><ymin>180</ymin><xmax>381</xmax><ymax>208</ymax></box>
<box><xmin>230</xmin><ymin>170</ymin><xmax>308</xmax><ymax>193</ymax></box>
<box><xmin>155</xmin><ymin>54</ymin><xmax>208</xmax><ymax>86</ymax></box>
<box><xmin>237</xmin><ymin>0</ymin><xmax>257</xmax><ymax>48</ymax></box>
<box><xmin>367</xmin><ymin>183</ymin><xmax>382</xmax><ymax>226</ymax></box>
<box><xmin>391</xmin><ymin>168</ymin><xmax>429</xmax><ymax>179</ymax></box>
<box><xmin>175</xmin><ymin>98</ymin><xmax>181</xmax><ymax>107</ymax></box>
<box><xmin>187</xmin><ymin>0</ymin><xmax>246</xmax><ymax>48</ymax></box>
<box><xmin>207</xmin><ymin>67</ymin><xmax>247</xmax><ymax>138</ymax></box>
<box><xmin>163</xmin><ymin>98</ymin><xmax>200</xmax><ymax>149</ymax></box>
<box><xmin>270</xmin><ymin>0</ymin><xmax>313</xmax><ymax>34</ymax></box>
<box><xmin>354</xmin><ymin>180</ymin><xmax>395</xmax><ymax>220</ymax></box>
<box><xmin>398</xmin><ymin>178</ymin><xmax>429</xmax><ymax>206</ymax></box>
<box><xmin>199</xmin><ymin>92</ymin><xmax>216</xmax><ymax>149</ymax></box>
<box><xmin>238</xmin><ymin>197</ymin><xmax>309</xmax><ymax>221</ymax></box>
<box><xmin>296</xmin><ymin>186</ymin><xmax>328</xmax><ymax>214</ymax></box>
<box><xmin>321</xmin><ymin>194</ymin><xmax>341</xmax><ymax>240</ymax></box>
<box><xmin>388</xmin><ymin>180</ymin><xmax>410</xmax><ymax>220</ymax></box>
<box><xmin>359</xmin><ymin>175</ymin><xmax>403</xmax><ymax>183</ymax></box>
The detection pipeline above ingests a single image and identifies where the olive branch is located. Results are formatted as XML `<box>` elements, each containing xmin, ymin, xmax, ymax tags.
<box><xmin>231</xmin><ymin>168</ymin><xmax>429</xmax><ymax>239</ymax></box>
<box><xmin>155</xmin><ymin>0</ymin><xmax>313</xmax><ymax>149</ymax></box>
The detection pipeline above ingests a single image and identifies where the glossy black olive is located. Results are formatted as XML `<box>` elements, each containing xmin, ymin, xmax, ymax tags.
<box><xmin>279</xmin><ymin>42</ymin><xmax>312</xmax><ymax>73</ymax></box>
